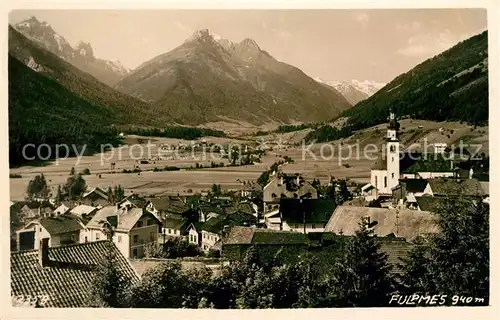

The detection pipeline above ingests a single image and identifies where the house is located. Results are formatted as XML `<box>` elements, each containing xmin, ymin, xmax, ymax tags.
<box><xmin>19</xmin><ymin>201</ymin><xmax>55</xmax><ymax>219</ymax></box>
<box><xmin>10</xmin><ymin>239</ymin><xmax>139</xmax><ymax>307</ymax></box>
<box><xmin>81</xmin><ymin>187</ymin><xmax>109</xmax><ymax>207</ymax></box>
<box><xmin>70</xmin><ymin>204</ymin><xmax>98</xmax><ymax>221</ymax></box>
<box><xmin>160</xmin><ymin>214</ymin><xmax>190</xmax><ymax>240</ymax></box>
<box><xmin>146</xmin><ymin>196</ymin><xmax>198</xmax><ymax>222</ymax></box>
<box><xmin>263</xmin><ymin>173</ymin><xmax>317</xmax><ymax>213</ymax></box>
<box><xmin>271</xmin><ymin>198</ymin><xmax>335</xmax><ymax>233</ymax></box>
<box><xmin>200</xmin><ymin>213</ymin><xmax>254</xmax><ymax>252</ymax></box>
<box><xmin>53</xmin><ymin>203</ymin><xmax>71</xmax><ymax>215</ymax></box>
<box><xmin>16</xmin><ymin>214</ymin><xmax>85</xmax><ymax>251</ymax></box>
<box><xmin>392</xmin><ymin>178</ymin><xmax>431</xmax><ymax>207</ymax></box>
<box><xmin>82</xmin><ymin>205</ymin><xmax>162</xmax><ymax>258</ymax></box>
<box><xmin>222</xmin><ymin>226</ymin><xmax>310</xmax><ymax>263</ymax></box>
<box><xmin>324</xmin><ymin>205</ymin><xmax>439</xmax><ymax>241</ymax></box>
<box><xmin>240</xmin><ymin>180</ymin><xmax>262</xmax><ymax>198</ymax></box>
<box><xmin>118</xmin><ymin>194</ymin><xmax>148</xmax><ymax>210</ymax></box>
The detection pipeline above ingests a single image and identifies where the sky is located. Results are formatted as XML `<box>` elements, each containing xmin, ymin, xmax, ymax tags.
<box><xmin>9</xmin><ymin>9</ymin><xmax>487</xmax><ymax>83</ymax></box>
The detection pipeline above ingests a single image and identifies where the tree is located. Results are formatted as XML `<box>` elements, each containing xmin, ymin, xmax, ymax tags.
<box><xmin>210</xmin><ymin>184</ymin><xmax>222</xmax><ymax>197</ymax></box>
<box><xmin>63</xmin><ymin>173</ymin><xmax>86</xmax><ymax>200</ymax></box>
<box><xmin>26</xmin><ymin>174</ymin><xmax>49</xmax><ymax>199</ymax></box>
<box><xmin>324</xmin><ymin>219</ymin><xmax>395</xmax><ymax>307</ymax></box>
<box><xmin>86</xmin><ymin>242</ymin><xmax>132</xmax><ymax>307</ymax></box>
<box><xmin>107</xmin><ymin>186</ymin><xmax>115</xmax><ymax>204</ymax></box>
<box><xmin>70</xmin><ymin>167</ymin><xmax>75</xmax><ymax>176</ymax></box>
<box><xmin>115</xmin><ymin>185</ymin><xmax>125</xmax><ymax>202</ymax></box>
<box><xmin>398</xmin><ymin>197</ymin><xmax>489</xmax><ymax>305</ymax></box>
<box><xmin>55</xmin><ymin>185</ymin><xmax>63</xmax><ymax>204</ymax></box>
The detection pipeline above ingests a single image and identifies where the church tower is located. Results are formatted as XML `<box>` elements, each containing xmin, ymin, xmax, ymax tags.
<box><xmin>386</xmin><ymin>106</ymin><xmax>400</xmax><ymax>192</ymax></box>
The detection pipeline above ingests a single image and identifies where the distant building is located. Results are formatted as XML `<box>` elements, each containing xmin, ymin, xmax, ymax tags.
<box><xmin>263</xmin><ymin>198</ymin><xmax>335</xmax><ymax>233</ymax></box>
<box><xmin>263</xmin><ymin>173</ymin><xmax>317</xmax><ymax>212</ymax></box>
<box><xmin>11</xmin><ymin>240</ymin><xmax>139</xmax><ymax>307</ymax></box>
<box><xmin>81</xmin><ymin>187</ymin><xmax>109</xmax><ymax>207</ymax></box>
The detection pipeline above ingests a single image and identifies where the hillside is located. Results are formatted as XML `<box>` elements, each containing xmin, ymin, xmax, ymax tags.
<box><xmin>342</xmin><ymin>31</ymin><xmax>488</xmax><ymax>132</ymax></box>
<box><xmin>8</xmin><ymin>25</ymin><xmax>168</xmax><ymax>127</ymax></box>
<box><xmin>314</xmin><ymin>78</ymin><xmax>386</xmax><ymax>105</ymax></box>
<box><xmin>8</xmin><ymin>54</ymin><xmax>121</xmax><ymax>166</ymax></box>
<box><xmin>116</xmin><ymin>29</ymin><xmax>352</xmax><ymax>125</ymax></box>
<box><xmin>14</xmin><ymin>16</ymin><xmax>130</xmax><ymax>86</ymax></box>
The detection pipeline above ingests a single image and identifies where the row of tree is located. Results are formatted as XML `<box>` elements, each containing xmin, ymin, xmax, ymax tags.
<box><xmin>87</xmin><ymin>196</ymin><xmax>489</xmax><ymax>308</ymax></box>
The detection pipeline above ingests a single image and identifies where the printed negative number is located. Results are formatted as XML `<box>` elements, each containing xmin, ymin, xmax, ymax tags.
<box><xmin>12</xmin><ymin>294</ymin><xmax>50</xmax><ymax>307</ymax></box>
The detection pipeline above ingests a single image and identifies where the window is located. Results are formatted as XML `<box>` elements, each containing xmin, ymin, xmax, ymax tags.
<box><xmin>150</xmin><ymin>232</ymin><xmax>155</xmax><ymax>242</ymax></box>
<box><xmin>133</xmin><ymin>235</ymin><xmax>139</xmax><ymax>243</ymax></box>
<box><xmin>132</xmin><ymin>248</ymin><xmax>138</xmax><ymax>258</ymax></box>
<box><xmin>118</xmin><ymin>235</ymin><xmax>122</xmax><ymax>243</ymax></box>
<box><xmin>311</xmin><ymin>224</ymin><xmax>315</xmax><ymax>229</ymax></box>
<box><xmin>384</xmin><ymin>177</ymin><xmax>387</xmax><ymax>188</ymax></box>
<box><xmin>136</xmin><ymin>221</ymin><xmax>143</xmax><ymax>228</ymax></box>
<box><xmin>84</xmin><ymin>236</ymin><xmax>88</xmax><ymax>243</ymax></box>
<box><xmin>375</xmin><ymin>176</ymin><xmax>378</xmax><ymax>187</ymax></box>
<box><xmin>168</xmin><ymin>229</ymin><xmax>171</xmax><ymax>234</ymax></box>
<box><xmin>294</xmin><ymin>224</ymin><xmax>299</xmax><ymax>229</ymax></box>
<box><xmin>96</xmin><ymin>233</ymin><xmax>100</xmax><ymax>240</ymax></box>
<box><xmin>71</xmin><ymin>234</ymin><xmax>75</xmax><ymax>241</ymax></box>
<box><xmin>392</xmin><ymin>173</ymin><xmax>395</xmax><ymax>179</ymax></box>
<box><xmin>190</xmin><ymin>235</ymin><xmax>193</xmax><ymax>242</ymax></box>
<box><xmin>392</xmin><ymin>157</ymin><xmax>394</xmax><ymax>163</ymax></box>
<box><xmin>390</xmin><ymin>145</ymin><xmax>396</xmax><ymax>152</ymax></box>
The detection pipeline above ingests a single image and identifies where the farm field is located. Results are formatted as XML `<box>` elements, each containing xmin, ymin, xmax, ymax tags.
<box><xmin>10</xmin><ymin>120</ymin><xmax>488</xmax><ymax>201</ymax></box>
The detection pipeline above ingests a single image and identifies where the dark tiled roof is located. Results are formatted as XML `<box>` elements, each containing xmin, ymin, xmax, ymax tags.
<box><xmin>201</xmin><ymin>213</ymin><xmax>254</xmax><ymax>234</ymax></box>
<box><xmin>427</xmin><ymin>178</ymin><xmax>484</xmax><ymax>196</ymax></box>
<box><xmin>279</xmin><ymin>199</ymin><xmax>335</xmax><ymax>224</ymax></box>
<box><xmin>378</xmin><ymin>238</ymin><xmax>413</xmax><ymax>274</ymax></box>
<box><xmin>224</xmin><ymin>226</ymin><xmax>309</xmax><ymax>245</ymax></box>
<box><xmin>39</xmin><ymin>215</ymin><xmax>84</xmax><ymax>235</ymax></box>
<box><xmin>224</xmin><ymin>202</ymin><xmax>256</xmax><ymax>215</ymax></box>
<box><xmin>163</xmin><ymin>217</ymin><xmax>189</xmax><ymax>231</ymax></box>
<box><xmin>252</xmin><ymin>231</ymin><xmax>309</xmax><ymax>245</ymax></box>
<box><xmin>11</xmin><ymin>241</ymin><xmax>139</xmax><ymax>308</ymax></box>
<box><xmin>402</xmin><ymin>179</ymin><xmax>429</xmax><ymax>193</ymax></box>
<box><xmin>415</xmin><ymin>196</ymin><xmax>451</xmax><ymax>212</ymax></box>
<box><xmin>149</xmin><ymin>196</ymin><xmax>187</xmax><ymax>213</ymax></box>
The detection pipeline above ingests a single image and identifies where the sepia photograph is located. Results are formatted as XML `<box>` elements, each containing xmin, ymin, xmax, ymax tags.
<box><xmin>5</xmin><ymin>3</ymin><xmax>493</xmax><ymax>311</ymax></box>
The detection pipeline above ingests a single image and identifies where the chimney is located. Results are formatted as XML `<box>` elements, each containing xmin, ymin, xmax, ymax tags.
<box><xmin>38</xmin><ymin>238</ymin><xmax>50</xmax><ymax>267</ymax></box>
<box><xmin>469</xmin><ymin>168</ymin><xmax>474</xmax><ymax>180</ymax></box>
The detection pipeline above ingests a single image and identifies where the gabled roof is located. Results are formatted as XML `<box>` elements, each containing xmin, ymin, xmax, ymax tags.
<box><xmin>82</xmin><ymin>187</ymin><xmax>108</xmax><ymax>200</ymax></box>
<box><xmin>38</xmin><ymin>215</ymin><xmax>84</xmax><ymax>235</ymax></box>
<box><xmin>11</xmin><ymin>241</ymin><xmax>139</xmax><ymax>307</ymax></box>
<box><xmin>263</xmin><ymin>176</ymin><xmax>317</xmax><ymax>200</ymax></box>
<box><xmin>86</xmin><ymin>206</ymin><xmax>156</xmax><ymax>232</ymax></box>
<box><xmin>201</xmin><ymin>212</ymin><xmax>254</xmax><ymax>234</ymax></box>
<box><xmin>70</xmin><ymin>204</ymin><xmax>97</xmax><ymax>216</ymax></box>
<box><xmin>279</xmin><ymin>198</ymin><xmax>335</xmax><ymax>224</ymax></box>
<box><xmin>427</xmin><ymin>178</ymin><xmax>484</xmax><ymax>196</ymax></box>
<box><xmin>163</xmin><ymin>216</ymin><xmax>189</xmax><ymax>232</ymax></box>
<box><xmin>324</xmin><ymin>205</ymin><xmax>438</xmax><ymax>241</ymax></box>
<box><xmin>402</xmin><ymin>179</ymin><xmax>429</xmax><ymax>193</ymax></box>
<box><xmin>148</xmin><ymin>196</ymin><xmax>188</xmax><ymax>213</ymax></box>
<box><xmin>415</xmin><ymin>196</ymin><xmax>449</xmax><ymax>212</ymax></box>
<box><xmin>118</xmin><ymin>194</ymin><xmax>148</xmax><ymax>208</ymax></box>
<box><xmin>53</xmin><ymin>203</ymin><xmax>70</xmax><ymax>213</ymax></box>
<box><xmin>224</xmin><ymin>226</ymin><xmax>309</xmax><ymax>245</ymax></box>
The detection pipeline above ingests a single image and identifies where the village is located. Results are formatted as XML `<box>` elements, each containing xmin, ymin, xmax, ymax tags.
<box><xmin>9</xmin><ymin>108</ymin><xmax>490</xmax><ymax>308</ymax></box>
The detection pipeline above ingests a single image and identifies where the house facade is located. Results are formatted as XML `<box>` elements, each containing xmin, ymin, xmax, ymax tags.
<box><xmin>16</xmin><ymin>214</ymin><xmax>84</xmax><ymax>251</ymax></box>
<box><xmin>81</xmin><ymin>187</ymin><xmax>109</xmax><ymax>207</ymax></box>
<box><xmin>82</xmin><ymin>205</ymin><xmax>162</xmax><ymax>258</ymax></box>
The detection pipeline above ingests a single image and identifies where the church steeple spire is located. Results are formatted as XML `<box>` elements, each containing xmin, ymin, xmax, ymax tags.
<box><xmin>388</xmin><ymin>106</ymin><xmax>400</xmax><ymax>132</ymax></box>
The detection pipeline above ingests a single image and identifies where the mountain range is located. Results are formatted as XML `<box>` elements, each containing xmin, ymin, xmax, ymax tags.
<box><xmin>314</xmin><ymin>78</ymin><xmax>386</xmax><ymax>105</ymax></box>
<box><xmin>114</xmin><ymin>29</ymin><xmax>352</xmax><ymax>125</ymax></box>
<box><xmin>14</xmin><ymin>16</ymin><xmax>130</xmax><ymax>86</ymax></box>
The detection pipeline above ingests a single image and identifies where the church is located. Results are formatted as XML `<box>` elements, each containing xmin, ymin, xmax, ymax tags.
<box><xmin>362</xmin><ymin>107</ymin><xmax>455</xmax><ymax>202</ymax></box>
